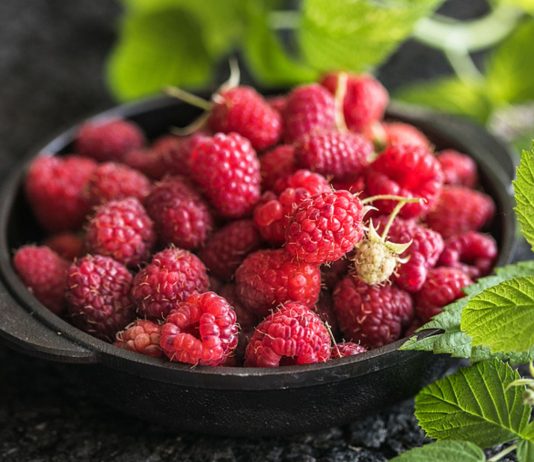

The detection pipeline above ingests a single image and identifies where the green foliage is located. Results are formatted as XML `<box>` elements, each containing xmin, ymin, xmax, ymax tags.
<box><xmin>518</xmin><ymin>439</ymin><xmax>534</xmax><ymax>462</ymax></box>
<box><xmin>389</xmin><ymin>440</ymin><xmax>485</xmax><ymax>462</ymax></box>
<box><xmin>514</xmin><ymin>148</ymin><xmax>534</xmax><ymax>251</ymax></box>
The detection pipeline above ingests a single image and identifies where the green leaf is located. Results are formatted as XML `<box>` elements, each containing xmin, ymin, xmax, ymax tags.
<box><xmin>107</xmin><ymin>8</ymin><xmax>213</xmax><ymax>101</ymax></box>
<box><xmin>415</xmin><ymin>360</ymin><xmax>532</xmax><ymax>447</ymax></box>
<box><xmin>394</xmin><ymin>78</ymin><xmax>493</xmax><ymax>124</ymax></box>
<box><xmin>462</xmin><ymin>277</ymin><xmax>534</xmax><ymax>353</ymax></box>
<box><xmin>514</xmin><ymin>148</ymin><xmax>534</xmax><ymax>251</ymax></box>
<box><xmin>390</xmin><ymin>440</ymin><xmax>485</xmax><ymax>462</ymax></box>
<box><xmin>518</xmin><ymin>439</ymin><xmax>534</xmax><ymax>462</ymax></box>
<box><xmin>298</xmin><ymin>0</ymin><xmax>443</xmax><ymax>73</ymax></box>
<box><xmin>497</xmin><ymin>0</ymin><xmax>534</xmax><ymax>14</ymax></box>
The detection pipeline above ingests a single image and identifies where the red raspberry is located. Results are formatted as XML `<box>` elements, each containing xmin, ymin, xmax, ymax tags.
<box><xmin>285</xmin><ymin>190</ymin><xmax>365</xmax><ymax>264</ymax></box>
<box><xmin>122</xmin><ymin>148</ymin><xmax>167</xmax><ymax>180</ymax></box>
<box><xmin>425</xmin><ymin>186</ymin><xmax>495</xmax><ymax>238</ymax></box>
<box><xmin>333</xmin><ymin>277</ymin><xmax>414</xmax><ymax>348</ymax></box>
<box><xmin>380</xmin><ymin>122</ymin><xmax>431</xmax><ymax>149</ymax></box>
<box><xmin>144</xmin><ymin>176</ymin><xmax>213</xmax><ymax>250</ymax></box>
<box><xmin>85</xmin><ymin>198</ymin><xmax>155</xmax><ymax>267</ymax></box>
<box><xmin>415</xmin><ymin>267</ymin><xmax>472</xmax><ymax>322</ymax></box>
<box><xmin>25</xmin><ymin>155</ymin><xmax>97</xmax><ymax>232</ymax></box>
<box><xmin>209</xmin><ymin>86</ymin><xmax>282</xmax><ymax>150</ymax></box>
<box><xmin>85</xmin><ymin>162</ymin><xmax>151</xmax><ymax>206</ymax></box>
<box><xmin>244</xmin><ymin>302</ymin><xmax>331</xmax><ymax>367</ymax></box>
<box><xmin>189</xmin><ymin>133</ymin><xmax>261</xmax><ymax>218</ymax></box>
<box><xmin>294</xmin><ymin>131</ymin><xmax>373</xmax><ymax>182</ymax></box>
<box><xmin>13</xmin><ymin>245</ymin><xmax>69</xmax><ymax>315</ymax></box>
<box><xmin>44</xmin><ymin>232</ymin><xmax>85</xmax><ymax>260</ymax></box>
<box><xmin>322</xmin><ymin>258</ymin><xmax>350</xmax><ymax>291</ymax></box>
<box><xmin>75</xmin><ymin>119</ymin><xmax>144</xmax><ymax>162</ymax></box>
<box><xmin>331</xmin><ymin>342</ymin><xmax>367</xmax><ymax>359</ymax></box>
<box><xmin>199</xmin><ymin>219</ymin><xmax>262</xmax><ymax>281</ymax></box>
<box><xmin>235</xmin><ymin>249</ymin><xmax>321</xmax><ymax>316</ymax></box>
<box><xmin>131</xmin><ymin>248</ymin><xmax>209</xmax><ymax>320</ymax></box>
<box><xmin>160</xmin><ymin>291</ymin><xmax>238</xmax><ymax>366</ymax></box>
<box><xmin>439</xmin><ymin>231</ymin><xmax>497</xmax><ymax>278</ymax></box>
<box><xmin>315</xmin><ymin>291</ymin><xmax>339</xmax><ymax>334</ymax></box>
<box><xmin>260</xmin><ymin>145</ymin><xmax>296</xmax><ymax>191</ymax></box>
<box><xmin>219</xmin><ymin>284</ymin><xmax>258</xmax><ymax>332</ymax></box>
<box><xmin>365</xmin><ymin>144</ymin><xmax>443</xmax><ymax>219</ymax></box>
<box><xmin>66</xmin><ymin>255</ymin><xmax>135</xmax><ymax>341</ymax></box>
<box><xmin>321</xmin><ymin>73</ymin><xmax>388</xmax><ymax>132</ymax></box>
<box><xmin>438</xmin><ymin>150</ymin><xmax>478</xmax><ymax>188</ymax></box>
<box><xmin>268</xmin><ymin>95</ymin><xmax>287</xmax><ymax>114</ymax></box>
<box><xmin>283</xmin><ymin>84</ymin><xmax>335</xmax><ymax>142</ymax></box>
<box><xmin>272</xmin><ymin>169</ymin><xmax>330</xmax><ymax>196</ymax></box>
<box><xmin>331</xmin><ymin>176</ymin><xmax>366</xmax><ymax>194</ymax></box>
<box><xmin>115</xmin><ymin>319</ymin><xmax>162</xmax><ymax>358</ymax></box>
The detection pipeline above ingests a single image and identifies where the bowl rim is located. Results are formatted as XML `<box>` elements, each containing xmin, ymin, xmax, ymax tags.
<box><xmin>0</xmin><ymin>95</ymin><xmax>517</xmax><ymax>390</ymax></box>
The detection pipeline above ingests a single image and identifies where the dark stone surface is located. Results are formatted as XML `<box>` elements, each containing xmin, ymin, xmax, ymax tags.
<box><xmin>0</xmin><ymin>0</ymin><xmax>526</xmax><ymax>460</ymax></box>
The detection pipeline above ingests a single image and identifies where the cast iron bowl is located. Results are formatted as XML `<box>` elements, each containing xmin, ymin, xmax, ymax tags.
<box><xmin>0</xmin><ymin>96</ymin><xmax>517</xmax><ymax>437</ymax></box>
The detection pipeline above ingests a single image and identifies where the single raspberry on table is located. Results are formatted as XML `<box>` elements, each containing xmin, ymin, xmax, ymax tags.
<box><xmin>85</xmin><ymin>197</ymin><xmax>155</xmax><ymax>267</ymax></box>
<box><xmin>415</xmin><ymin>267</ymin><xmax>472</xmax><ymax>322</ymax></box>
<box><xmin>244</xmin><ymin>302</ymin><xmax>331</xmax><ymax>367</ymax></box>
<box><xmin>189</xmin><ymin>133</ymin><xmax>261</xmax><ymax>218</ymax></box>
<box><xmin>209</xmin><ymin>86</ymin><xmax>282</xmax><ymax>150</ymax></box>
<box><xmin>160</xmin><ymin>291</ymin><xmax>238</xmax><ymax>366</ymax></box>
<box><xmin>437</xmin><ymin>149</ymin><xmax>478</xmax><ymax>187</ymax></box>
<box><xmin>285</xmin><ymin>190</ymin><xmax>365</xmax><ymax>264</ymax></box>
<box><xmin>144</xmin><ymin>176</ymin><xmax>213</xmax><ymax>250</ymax></box>
<box><xmin>66</xmin><ymin>255</ymin><xmax>135</xmax><ymax>341</ymax></box>
<box><xmin>85</xmin><ymin>162</ymin><xmax>151</xmax><ymax>206</ymax></box>
<box><xmin>333</xmin><ymin>276</ymin><xmax>414</xmax><ymax>348</ymax></box>
<box><xmin>260</xmin><ymin>145</ymin><xmax>296</xmax><ymax>191</ymax></box>
<box><xmin>321</xmin><ymin>72</ymin><xmax>389</xmax><ymax>132</ymax></box>
<box><xmin>378</xmin><ymin>122</ymin><xmax>431</xmax><ymax>150</ymax></box>
<box><xmin>283</xmin><ymin>84</ymin><xmax>336</xmax><ymax>142</ymax></box>
<box><xmin>13</xmin><ymin>245</ymin><xmax>69</xmax><ymax>315</ymax></box>
<box><xmin>439</xmin><ymin>231</ymin><xmax>497</xmax><ymax>278</ymax></box>
<box><xmin>294</xmin><ymin>131</ymin><xmax>373</xmax><ymax>182</ymax></box>
<box><xmin>25</xmin><ymin>155</ymin><xmax>97</xmax><ymax>232</ymax></box>
<box><xmin>425</xmin><ymin>186</ymin><xmax>495</xmax><ymax>238</ymax></box>
<box><xmin>75</xmin><ymin>119</ymin><xmax>145</xmax><ymax>162</ymax></box>
<box><xmin>199</xmin><ymin>219</ymin><xmax>262</xmax><ymax>281</ymax></box>
<box><xmin>235</xmin><ymin>249</ymin><xmax>321</xmax><ymax>316</ymax></box>
<box><xmin>365</xmin><ymin>144</ymin><xmax>443</xmax><ymax>219</ymax></box>
<box><xmin>331</xmin><ymin>342</ymin><xmax>367</xmax><ymax>359</ymax></box>
<box><xmin>115</xmin><ymin>319</ymin><xmax>162</xmax><ymax>358</ymax></box>
<box><xmin>131</xmin><ymin>248</ymin><xmax>209</xmax><ymax>320</ymax></box>
<box><xmin>44</xmin><ymin>232</ymin><xmax>85</xmax><ymax>260</ymax></box>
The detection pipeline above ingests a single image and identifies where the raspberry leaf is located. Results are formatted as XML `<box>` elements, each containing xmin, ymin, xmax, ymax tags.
<box><xmin>518</xmin><ymin>439</ymin><xmax>534</xmax><ymax>462</ymax></box>
<box><xmin>415</xmin><ymin>359</ymin><xmax>532</xmax><ymax>447</ymax></box>
<box><xmin>461</xmin><ymin>276</ymin><xmax>534</xmax><ymax>353</ymax></box>
<box><xmin>389</xmin><ymin>440</ymin><xmax>485</xmax><ymax>462</ymax></box>
<box><xmin>514</xmin><ymin>148</ymin><xmax>534</xmax><ymax>251</ymax></box>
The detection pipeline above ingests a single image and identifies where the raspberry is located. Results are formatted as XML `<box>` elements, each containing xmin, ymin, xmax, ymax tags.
<box><xmin>333</xmin><ymin>277</ymin><xmax>414</xmax><ymax>348</ymax></box>
<box><xmin>283</xmin><ymin>84</ymin><xmax>335</xmax><ymax>142</ymax></box>
<box><xmin>244</xmin><ymin>302</ymin><xmax>331</xmax><ymax>367</ymax></box>
<box><xmin>425</xmin><ymin>186</ymin><xmax>495</xmax><ymax>238</ymax></box>
<box><xmin>415</xmin><ymin>267</ymin><xmax>472</xmax><ymax>322</ymax></box>
<box><xmin>332</xmin><ymin>342</ymin><xmax>367</xmax><ymax>359</ymax></box>
<box><xmin>321</xmin><ymin>73</ymin><xmax>388</xmax><ymax>132</ymax></box>
<box><xmin>209</xmin><ymin>86</ymin><xmax>282</xmax><ymax>150</ymax></box>
<box><xmin>199</xmin><ymin>219</ymin><xmax>262</xmax><ymax>281</ymax></box>
<box><xmin>437</xmin><ymin>149</ymin><xmax>478</xmax><ymax>187</ymax></box>
<box><xmin>122</xmin><ymin>148</ymin><xmax>167</xmax><ymax>180</ymax></box>
<box><xmin>365</xmin><ymin>144</ymin><xmax>443</xmax><ymax>218</ymax></box>
<box><xmin>75</xmin><ymin>119</ymin><xmax>144</xmax><ymax>162</ymax></box>
<box><xmin>13</xmin><ymin>245</ymin><xmax>69</xmax><ymax>315</ymax></box>
<box><xmin>151</xmin><ymin>133</ymin><xmax>209</xmax><ymax>178</ymax></box>
<box><xmin>380</xmin><ymin>122</ymin><xmax>431</xmax><ymax>149</ymax></box>
<box><xmin>273</xmin><ymin>169</ymin><xmax>330</xmax><ymax>196</ymax></box>
<box><xmin>65</xmin><ymin>255</ymin><xmax>135</xmax><ymax>341</ymax></box>
<box><xmin>219</xmin><ymin>284</ymin><xmax>258</xmax><ymax>332</ymax></box>
<box><xmin>85</xmin><ymin>162</ymin><xmax>151</xmax><ymax>206</ymax></box>
<box><xmin>160</xmin><ymin>291</ymin><xmax>238</xmax><ymax>366</ymax></box>
<box><xmin>285</xmin><ymin>190</ymin><xmax>365</xmax><ymax>264</ymax></box>
<box><xmin>322</xmin><ymin>258</ymin><xmax>350</xmax><ymax>291</ymax></box>
<box><xmin>268</xmin><ymin>95</ymin><xmax>287</xmax><ymax>114</ymax></box>
<box><xmin>131</xmin><ymin>248</ymin><xmax>209</xmax><ymax>320</ymax></box>
<box><xmin>331</xmin><ymin>176</ymin><xmax>366</xmax><ymax>194</ymax></box>
<box><xmin>235</xmin><ymin>249</ymin><xmax>321</xmax><ymax>316</ymax></box>
<box><xmin>25</xmin><ymin>155</ymin><xmax>97</xmax><ymax>232</ymax></box>
<box><xmin>189</xmin><ymin>133</ymin><xmax>261</xmax><ymax>218</ymax></box>
<box><xmin>315</xmin><ymin>291</ymin><xmax>339</xmax><ymax>334</ymax></box>
<box><xmin>85</xmin><ymin>198</ymin><xmax>155</xmax><ymax>267</ymax></box>
<box><xmin>44</xmin><ymin>232</ymin><xmax>85</xmax><ymax>260</ymax></box>
<box><xmin>353</xmin><ymin>237</ymin><xmax>401</xmax><ymax>286</ymax></box>
<box><xmin>294</xmin><ymin>131</ymin><xmax>373</xmax><ymax>181</ymax></box>
<box><xmin>439</xmin><ymin>231</ymin><xmax>497</xmax><ymax>278</ymax></box>
<box><xmin>115</xmin><ymin>319</ymin><xmax>162</xmax><ymax>358</ymax></box>
<box><xmin>260</xmin><ymin>145</ymin><xmax>296</xmax><ymax>191</ymax></box>
<box><xmin>144</xmin><ymin>176</ymin><xmax>213</xmax><ymax>250</ymax></box>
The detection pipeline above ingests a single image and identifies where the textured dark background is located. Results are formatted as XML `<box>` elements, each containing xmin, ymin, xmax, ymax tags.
<box><xmin>0</xmin><ymin>0</ymin><xmax>522</xmax><ymax>461</ymax></box>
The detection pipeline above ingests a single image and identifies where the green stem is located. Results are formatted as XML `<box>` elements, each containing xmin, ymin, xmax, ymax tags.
<box><xmin>444</xmin><ymin>48</ymin><xmax>484</xmax><ymax>83</ymax></box>
<box><xmin>165</xmin><ymin>87</ymin><xmax>212</xmax><ymax>111</ymax></box>
<box><xmin>269</xmin><ymin>10</ymin><xmax>300</xmax><ymax>30</ymax></box>
<box><xmin>487</xmin><ymin>443</ymin><xmax>517</xmax><ymax>462</ymax></box>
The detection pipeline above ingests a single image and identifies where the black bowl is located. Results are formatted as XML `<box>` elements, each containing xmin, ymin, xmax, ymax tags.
<box><xmin>0</xmin><ymin>96</ymin><xmax>517</xmax><ymax>437</ymax></box>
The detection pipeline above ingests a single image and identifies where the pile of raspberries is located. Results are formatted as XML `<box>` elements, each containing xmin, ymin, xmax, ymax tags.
<box><xmin>13</xmin><ymin>72</ymin><xmax>497</xmax><ymax>368</ymax></box>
